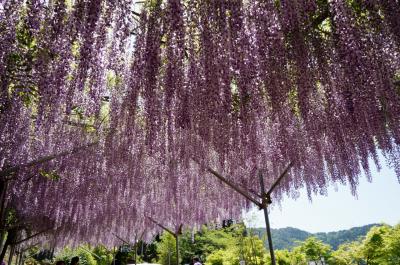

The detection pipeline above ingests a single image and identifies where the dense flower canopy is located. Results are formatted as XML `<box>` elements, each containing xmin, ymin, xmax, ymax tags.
<box><xmin>1</xmin><ymin>0</ymin><xmax>400</xmax><ymax>248</ymax></box>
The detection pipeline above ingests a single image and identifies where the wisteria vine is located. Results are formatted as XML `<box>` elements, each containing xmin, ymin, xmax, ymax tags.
<box><xmin>1</xmin><ymin>0</ymin><xmax>400</xmax><ymax>249</ymax></box>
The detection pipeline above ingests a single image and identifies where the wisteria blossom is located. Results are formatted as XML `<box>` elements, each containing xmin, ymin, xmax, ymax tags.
<box><xmin>1</xmin><ymin>0</ymin><xmax>400</xmax><ymax>248</ymax></box>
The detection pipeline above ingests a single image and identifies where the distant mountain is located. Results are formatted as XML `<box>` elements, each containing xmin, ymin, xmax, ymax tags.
<box><xmin>249</xmin><ymin>224</ymin><xmax>380</xmax><ymax>250</ymax></box>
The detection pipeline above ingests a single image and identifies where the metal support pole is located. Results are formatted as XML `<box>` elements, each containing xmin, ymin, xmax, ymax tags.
<box><xmin>18</xmin><ymin>251</ymin><xmax>24</xmax><ymax>265</ymax></box>
<box><xmin>176</xmin><ymin>234</ymin><xmax>180</xmax><ymax>265</ymax></box>
<box><xmin>113</xmin><ymin>247</ymin><xmax>116</xmax><ymax>265</ymax></box>
<box><xmin>8</xmin><ymin>244</ymin><xmax>15</xmax><ymax>265</ymax></box>
<box><xmin>259</xmin><ymin>172</ymin><xmax>276</xmax><ymax>265</ymax></box>
<box><xmin>134</xmin><ymin>245</ymin><xmax>137</xmax><ymax>265</ymax></box>
<box><xmin>147</xmin><ymin>217</ymin><xmax>181</xmax><ymax>265</ymax></box>
<box><xmin>15</xmin><ymin>248</ymin><xmax>19</xmax><ymax>265</ymax></box>
<box><xmin>197</xmin><ymin>160</ymin><xmax>292</xmax><ymax>265</ymax></box>
<box><xmin>262</xmin><ymin>206</ymin><xmax>275</xmax><ymax>264</ymax></box>
<box><xmin>18</xmin><ymin>248</ymin><xmax>23</xmax><ymax>265</ymax></box>
<box><xmin>134</xmin><ymin>235</ymin><xmax>137</xmax><ymax>265</ymax></box>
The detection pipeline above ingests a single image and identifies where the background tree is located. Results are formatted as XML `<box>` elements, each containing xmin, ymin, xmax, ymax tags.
<box><xmin>288</xmin><ymin>248</ymin><xmax>307</xmax><ymax>265</ymax></box>
<box><xmin>359</xmin><ymin>225</ymin><xmax>391</xmax><ymax>264</ymax></box>
<box><xmin>91</xmin><ymin>245</ymin><xmax>114</xmax><ymax>265</ymax></box>
<box><xmin>265</xmin><ymin>249</ymin><xmax>292</xmax><ymax>265</ymax></box>
<box><xmin>204</xmin><ymin>249</ymin><xmax>224</xmax><ymax>265</ymax></box>
<box><xmin>10</xmin><ymin>222</ymin><xmax>400</xmax><ymax>265</ymax></box>
<box><xmin>330</xmin><ymin>241</ymin><xmax>363</xmax><ymax>265</ymax></box>
<box><xmin>294</xmin><ymin>237</ymin><xmax>331</xmax><ymax>264</ymax></box>
<box><xmin>382</xmin><ymin>224</ymin><xmax>400</xmax><ymax>265</ymax></box>
<box><xmin>240</xmin><ymin>236</ymin><xmax>267</xmax><ymax>265</ymax></box>
<box><xmin>157</xmin><ymin>233</ymin><xmax>179</xmax><ymax>265</ymax></box>
<box><xmin>56</xmin><ymin>246</ymin><xmax>97</xmax><ymax>265</ymax></box>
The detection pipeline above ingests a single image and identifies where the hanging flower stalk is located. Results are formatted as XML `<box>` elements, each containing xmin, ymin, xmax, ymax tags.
<box><xmin>0</xmin><ymin>0</ymin><xmax>400</xmax><ymax>248</ymax></box>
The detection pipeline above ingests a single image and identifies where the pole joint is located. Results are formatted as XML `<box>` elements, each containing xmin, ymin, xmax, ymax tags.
<box><xmin>259</xmin><ymin>193</ymin><xmax>272</xmax><ymax>210</ymax></box>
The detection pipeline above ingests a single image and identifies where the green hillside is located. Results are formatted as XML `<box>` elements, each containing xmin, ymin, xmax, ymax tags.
<box><xmin>250</xmin><ymin>224</ymin><xmax>379</xmax><ymax>250</ymax></box>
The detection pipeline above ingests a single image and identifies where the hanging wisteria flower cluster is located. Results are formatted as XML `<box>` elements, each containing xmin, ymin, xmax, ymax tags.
<box><xmin>1</xmin><ymin>0</ymin><xmax>400</xmax><ymax>249</ymax></box>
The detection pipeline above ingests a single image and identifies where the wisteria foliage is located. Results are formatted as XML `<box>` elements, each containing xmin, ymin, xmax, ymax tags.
<box><xmin>1</xmin><ymin>0</ymin><xmax>400</xmax><ymax>248</ymax></box>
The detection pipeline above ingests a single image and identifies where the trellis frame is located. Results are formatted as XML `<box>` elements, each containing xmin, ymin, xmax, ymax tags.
<box><xmin>147</xmin><ymin>216</ymin><xmax>182</xmax><ymax>265</ymax></box>
<box><xmin>205</xmin><ymin>162</ymin><xmax>293</xmax><ymax>265</ymax></box>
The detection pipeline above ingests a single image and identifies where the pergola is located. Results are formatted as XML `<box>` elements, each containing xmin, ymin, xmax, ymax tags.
<box><xmin>1</xmin><ymin>0</ymin><xmax>400</xmax><ymax>264</ymax></box>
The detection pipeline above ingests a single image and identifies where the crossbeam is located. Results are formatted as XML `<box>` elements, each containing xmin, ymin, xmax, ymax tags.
<box><xmin>202</xmin><ymin>162</ymin><xmax>293</xmax><ymax>265</ymax></box>
<box><xmin>205</xmin><ymin>167</ymin><xmax>262</xmax><ymax>207</ymax></box>
<box><xmin>112</xmin><ymin>232</ymin><xmax>131</xmax><ymax>245</ymax></box>
<box><xmin>13</xmin><ymin>227</ymin><xmax>53</xmax><ymax>245</ymax></box>
<box><xmin>0</xmin><ymin>141</ymin><xmax>99</xmax><ymax>179</ymax></box>
<box><xmin>265</xmin><ymin>162</ymin><xmax>293</xmax><ymax>199</ymax></box>
<box><xmin>147</xmin><ymin>216</ymin><xmax>182</xmax><ymax>265</ymax></box>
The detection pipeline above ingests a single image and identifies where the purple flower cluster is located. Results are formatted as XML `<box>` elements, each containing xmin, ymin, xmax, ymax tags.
<box><xmin>1</xmin><ymin>0</ymin><xmax>400</xmax><ymax>248</ymax></box>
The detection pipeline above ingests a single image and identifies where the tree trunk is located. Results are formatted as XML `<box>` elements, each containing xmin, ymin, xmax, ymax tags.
<box><xmin>19</xmin><ymin>251</ymin><xmax>24</xmax><ymax>265</ymax></box>
<box><xmin>0</xmin><ymin>228</ymin><xmax>18</xmax><ymax>263</ymax></box>
<box><xmin>0</xmin><ymin>179</ymin><xmax>8</xmax><ymax>226</ymax></box>
<box><xmin>8</xmin><ymin>244</ymin><xmax>15</xmax><ymax>265</ymax></box>
<box><xmin>0</xmin><ymin>233</ymin><xmax>9</xmax><ymax>263</ymax></box>
<box><xmin>0</xmin><ymin>231</ymin><xmax>7</xmax><ymax>257</ymax></box>
<box><xmin>15</xmin><ymin>247</ymin><xmax>20</xmax><ymax>265</ymax></box>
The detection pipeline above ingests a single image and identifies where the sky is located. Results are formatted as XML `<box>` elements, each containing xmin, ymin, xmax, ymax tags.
<box><xmin>243</xmin><ymin>157</ymin><xmax>400</xmax><ymax>233</ymax></box>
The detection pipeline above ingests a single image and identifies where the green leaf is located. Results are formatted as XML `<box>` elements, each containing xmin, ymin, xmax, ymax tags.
<box><xmin>39</xmin><ymin>169</ymin><xmax>61</xmax><ymax>181</ymax></box>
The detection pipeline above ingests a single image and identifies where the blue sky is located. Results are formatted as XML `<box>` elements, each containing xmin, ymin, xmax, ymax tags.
<box><xmin>243</xmin><ymin>158</ymin><xmax>400</xmax><ymax>233</ymax></box>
